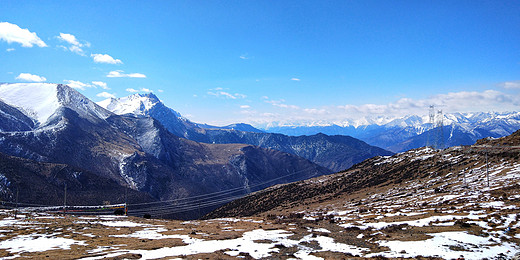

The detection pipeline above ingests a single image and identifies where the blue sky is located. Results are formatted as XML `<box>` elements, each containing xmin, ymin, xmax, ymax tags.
<box><xmin>1</xmin><ymin>1</ymin><xmax>519</xmax><ymax>126</ymax></box>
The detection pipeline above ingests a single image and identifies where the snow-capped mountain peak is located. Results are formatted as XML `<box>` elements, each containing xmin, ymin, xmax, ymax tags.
<box><xmin>98</xmin><ymin>93</ymin><xmax>174</xmax><ymax>116</ymax></box>
<box><xmin>0</xmin><ymin>83</ymin><xmax>112</xmax><ymax>127</ymax></box>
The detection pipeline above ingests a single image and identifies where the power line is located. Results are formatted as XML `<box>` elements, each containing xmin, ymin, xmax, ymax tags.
<box><xmin>128</xmin><ymin>165</ymin><xmax>320</xmax><ymax>207</ymax></box>
<box><xmin>6</xmin><ymin>164</ymin><xmax>322</xmax><ymax>217</ymax></box>
<box><xmin>128</xmin><ymin>165</ymin><xmax>322</xmax><ymax>216</ymax></box>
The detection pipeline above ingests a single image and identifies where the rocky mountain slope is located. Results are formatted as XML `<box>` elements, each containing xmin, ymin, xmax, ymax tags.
<box><xmin>0</xmin><ymin>83</ymin><xmax>330</xmax><ymax>219</ymax></box>
<box><xmin>0</xmin><ymin>152</ymin><xmax>154</xmax><ymax>206</ymax></box>
<box><xmin>100</xmin><ymin>94</ymin><xmax>392</xmax><ymax>172</ymax></box>
<box><xmin>265</xmin><ymin>111</ymin><xmax>520</xmax><ymax>153</ymax></box>
<box><xmin>206</xmin><ymin>130</ymin><xmax>520</xmax><ymax>217</ymax></box>
<box><xmin>199</xmin><ymin>131</ymin><xmax>520</xmax><ymax>258</ymax></box>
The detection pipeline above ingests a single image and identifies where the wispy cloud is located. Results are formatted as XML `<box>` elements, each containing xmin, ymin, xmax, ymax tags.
<box><xmin>15</xmin><ymin>73</ymin><xmax>46</xmax><ymax>82</ymax></box>
<box><xmin>64</xmin><ymin>80</ymin><xmax>95</xmax><ymax>90</ymax></box>
<box><xmin>91</xmin><ymin>53</ymin><xmax>123</xmax><ymax>64</ymax></box>
<box><xmin>64</xmin><ymin>80</ymin><xmax>109</xmax><ymax>90</ymax></box>
<box><xmin>243</xmin><ymin>89</ymin><xmax>520</xmax><ymax>127</ymax></box>
<box><xmin>239</xmin><ymin>53</ymin><xmax>250</xmax><ymax>60</ymax></box>
<box><xmin>96</xmin><ymin>92</ymin><xmax>116</xmax><ymax>99</ymax></box>
<box><xmin>57</xmin><ymin>33</ymin><xmax>90</xmax><ymax>56</ymax></box>
<box><xmin>502</xmin><ymin>81</ymin><xmax>520</xmax><ymax>89</ymax></box>
<box><xmin>6</xmin><ymin>48</ymin><xmax>15</xmax><ymax>52</ymax></box>
<box><xmin>107</xmin><ymin>70</ymin><xmax>146</xmax><ymax>78</ymax></box>
<box><xmin>240</xmin><ymin>105</ymin><xmax>251</xmax><ymax>109</ymax></box>
<box><xmin>264</xmin><ymin>98</ymin><xmax>299</xmax><ymax>109</ymax></box>
<box><xmin>92</xmin><ymin>81</ymin><xmax>109</xmax><ymax>89</ymax></box>
<box><xmin>207</xmin><ymin>88</ymin><xmax>246</xmax><ymax>99</ymax></box>
<box><xmin>290</xmin><ymin>78</ymin><xmax>301</xmax><ymax>81</ymax></box>
<box><xmin>0</xmin><ymin>22</ymin><xmax>47</xmax><ymax>47</ymax></box>
<box><xmin>126</xmin><ymin>88</ymin><xmax>153</xmax><ymax>93</ymax></box>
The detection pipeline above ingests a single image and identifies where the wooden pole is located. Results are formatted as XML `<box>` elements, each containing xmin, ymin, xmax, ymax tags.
<box><xmin>63</xmin><ymin>183</ymin><xmax>67</xmax><ymax>214</ymax></box>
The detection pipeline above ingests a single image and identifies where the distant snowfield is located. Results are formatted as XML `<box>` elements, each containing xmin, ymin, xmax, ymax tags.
<box><xmin>0</xmin><ymin>83</ymin><xmax>59</xmax><ymax>124</ymax></box>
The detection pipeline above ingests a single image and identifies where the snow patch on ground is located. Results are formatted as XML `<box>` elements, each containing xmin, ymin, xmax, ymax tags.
<box><xmin>0</xmin><ymin>233</ymin><xmax>86</xmax><ymax>254</ymax></box>
<box><xmin>371</xmin><ymin>231</ymin><xmax>519</xmax><ymax>259</ymax></box>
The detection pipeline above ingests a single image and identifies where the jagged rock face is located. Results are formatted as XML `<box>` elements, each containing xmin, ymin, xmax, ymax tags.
<box><xmin>100</xmin><ymin>94</ymin><xmax>393</xmax><ymax>172</ymax></box>
<box><xmin>0</xmin><ymin>83</ymin><xmax>331</xmax><ymax>219</ymax></box>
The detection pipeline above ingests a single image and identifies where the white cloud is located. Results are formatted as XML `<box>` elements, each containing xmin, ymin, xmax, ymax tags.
<box><xmin>265</xmin><ymin>99</ymin><xmax>300</xmax><ymax>109</ymax></box>
<box><xmin>158</xmin><ymin>89</ymin><xmax>164</xmax><ymax>93</ymax></box>
<box><xmin>96</xmin><ymin>92</ymin><xmax>116</xmax><ymax>99</ymax></box>
<box><xmin>207</xmin><ymin>88</ymin><xmax>246</xmax><ymax>99</ymax></box>
<box><xmin>91</xmin><ymin>81</ymin><xmax>109</xmax><ymax>89</ymax></box>
<box><xmin>63</xmin><ymin>80</ymin><xmax>109</xmax><ymax>90</ymax></box>
<box><xmin>15</xmin><ymin>73</ymin><xmax>46</xmax><ymax>82</ymax></box>
<box><xmin>0</xmin><ymin>22</ymin><xmax>47</xmax><ymax>47</ymax></box>
<box><xmin>239</xmin><ymin>53</ymin><xmax>250</xmax><ymax>60</ymax></box>
<box><xmin>241</xmin><ymin>88</ymin><xmax>520</xmax><ymax>127</ymax></box>
<box><xmin>91</xmin><ymin>53</ymin><xmax>123</xmax><ymax>64</ymax></box>
<box><xmin>125</xmin><ymin>88</ymin><xmax>152</xmax><ymax>93</ymax></box>
<box><xmin>107</xmin><ymin>70</ymin><xmax>146</xmax><ymax>78</ymax></box>
<box><xmin>57</xmin><ymin>33</ymin><xmax>89</xmax><ymax>56</ymax></box>
<box><xmin>6</xmin><ymin>48</ymin><xmax>15</xmax><ymax>52</ymax></box>
<box><xmin>240</xmin><ymin>105</ymin><xmax>251</xmax><ymax>109</ymax></box>
<box><xmin>64</xmin><ymin>80</ymin><xmax>96</xmax><ymax>90</ymax></box>
<box><xmin>502</xmin><ymin>81</ymin><xmax>520</xmax><ymax>89</ymax></box>
<box><xmin>332</xmin><ymin>90</ymin><xmax>520</xmax><ymax>121</ymax></box>
<box><xmin>291</xmin><ymin>78</ymin><xmax>301</xmax><ymax>81</ymax></box>
<box><xmin>58</xmin><ymin>33</ymin><xmax>80</xmax><ymax>46</ymax></box>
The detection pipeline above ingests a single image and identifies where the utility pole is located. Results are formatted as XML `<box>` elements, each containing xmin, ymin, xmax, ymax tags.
<box><xmin>486</xmin><ymin>151</ymin><xmax>489</xmax><ymax>188</ymax></box>
<box><xmin>63</xmin><ymin>183</ymin><xmax>67</xmax><ymax>214</ymax></box>
<box><xmin>124</xmin><ymin>187</ymin><xmax>128</xmax><ymax>216</ymax></box>
<box><xmin>14</xmin><ymin>187</ymin><xmax>19</xmax><ymax>219</ymax></box>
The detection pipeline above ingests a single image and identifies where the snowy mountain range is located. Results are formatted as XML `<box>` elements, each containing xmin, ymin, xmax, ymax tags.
<box><xmin>98</xmin><ymin>92</ymin><xmax>520</xmax><ymax>154</ymax></box>
<box><xmin>262</xmin><ymin>111</ymin><xmax>520</xmax><ymax>152</ymax></box>
<box><xmin>98</xmin><ymin>93</ymin><xmax>392</xmax><ymax>172</ymax></box>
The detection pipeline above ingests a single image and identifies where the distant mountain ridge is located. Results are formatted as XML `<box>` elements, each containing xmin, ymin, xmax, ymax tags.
<box><xmin>262</xmin><ymin>111</ymin><xmax>520</xmax><ymax>152</ymax></box>
<box><xmin>99</xmin><ymin>94</ymin><xmax>393</xmax><ymax>172</ymax></box>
